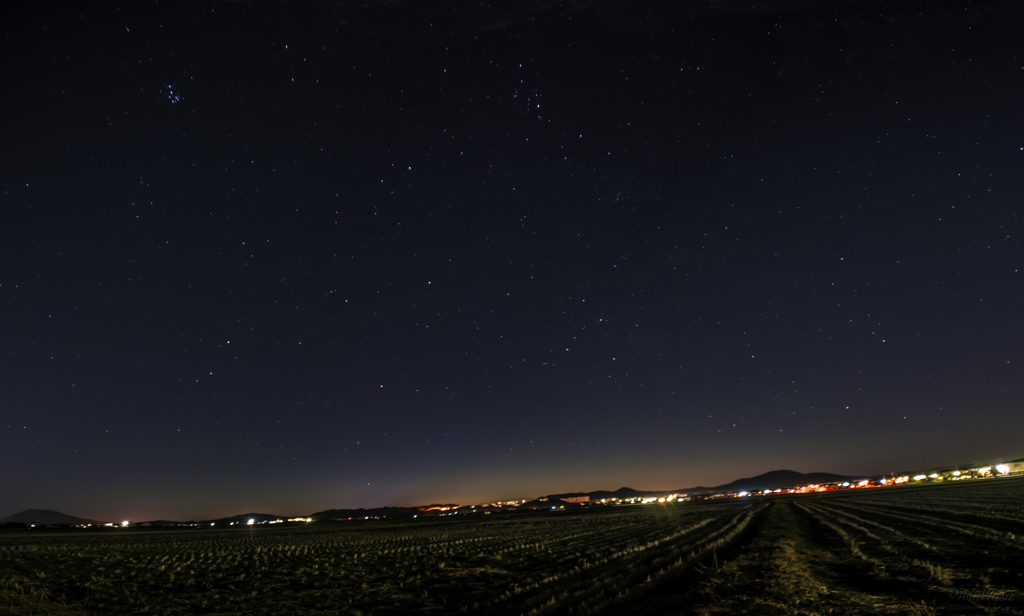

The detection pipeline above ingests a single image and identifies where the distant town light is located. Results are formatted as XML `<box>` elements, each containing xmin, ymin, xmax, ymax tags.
<box><xmin>247</xmin><ymin>519</ymin><xmax>255</xmax><ymax>525</ymax></box>
<box><xmin>122</xmin><ymin>521</ymin><xmax>129</xmax><ymax>527</ymax></box>
<box><xmin>996</xmin><ymin>464</ymin><xmax>1010</xmax><ymax>475</ymax></box>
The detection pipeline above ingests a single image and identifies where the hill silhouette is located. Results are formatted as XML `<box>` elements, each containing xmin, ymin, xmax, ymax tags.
<box><xmin>687</xmin><ymin>470</ymin><xmax>866</xmax><ymax>494</ymax></box>
<box><xmin>310</xmin><ymin>507</ymin><xmax>420</xmax><ymax>520</ymax></box>
<box><xmin>546</xmin><ymin>487</ymin><xmax>650</xmax><ymax>500</ymax></box>
<box><xmin>2</xmin><ymin>509</ymin><xmax>102</xmax><ymax>525</ymax></box>
<box><xmin>547</xmin><ymin>470</ymin><xmax>871</xmax><ymax>502</ymax></box>
<box><xmin>203</xmin><ymin>513</ymin><xmax>286</xmax><ymax>525</ymax></box>
<box><xmin>5</xmin><ymin>471</ymin><xmax>881</xmax><ymax>526</ymax></box>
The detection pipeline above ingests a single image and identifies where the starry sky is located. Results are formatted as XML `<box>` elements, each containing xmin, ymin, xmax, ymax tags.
<box><xmin>2</xmin><ymin>1</ymin><xmax>1023</xmax><ymax>522</ymax></box>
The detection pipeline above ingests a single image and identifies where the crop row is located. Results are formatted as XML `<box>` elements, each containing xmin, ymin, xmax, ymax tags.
<box><xmin>820</xmin><ymin>499</ymin><xmax>1024</xmax><ymax>552</ymax></box>
<box><xmin>0</xmin><ymin>504</ymin><xmax>759</xmax><ymax>615</ymax></box>
<box><xmin>795</xmin><ymin>493</ymin><xmax>1021</xmax><ymax>597</ymax></box>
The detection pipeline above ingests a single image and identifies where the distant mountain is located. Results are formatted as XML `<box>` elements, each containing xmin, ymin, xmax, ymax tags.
<box><xmin>203</xmin><ymin>513</ymin><xmax>286</xmax><ymax>525</ymax></box>
<box><xmin>520</xmin><ymin>498</ymin><xmax>572</xmax><ymax>509</ymax></box>
<box><xmin>685</xmin><ymin>470</ymin><xmax>870</xmax><ymax>494</ymax></box>
<box><xmin>310</xmin><ymin>506</ymin><xmax>420</xmax><ymax>520</ymax></box>
<box><xmin>547</xmin><ymin>487</ymin><xmax>653</xmax><ymax>500</ymax></box>
<box><xmin>2</xmin><ymin>509</ymin><xmax>101</xmax><ymax>525</ymax></box>
<box><xmin>545</xmin><ymin>471</ymin><xmax>873</xmax><ymax>502</ymax></box>
<box><xmin>6</xmin><ymin>470</ymin><xmax>891</xmax><ymax>528</ymax></box>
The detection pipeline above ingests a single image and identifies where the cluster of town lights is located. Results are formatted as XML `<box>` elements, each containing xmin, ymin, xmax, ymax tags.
<box><xmin>56</xmin><ymin>462</ymin><xmax>1018</xmax><ymax>529</ymax></box>
<box><xmin>731</xmin><ymin>463</ymin><xmax>1016</xmax><ymax>496</ymax></box>
<box><xmin>234</xmin><ymin>517</ymin><xmax>312</xmax><ymax>526</ymax></box>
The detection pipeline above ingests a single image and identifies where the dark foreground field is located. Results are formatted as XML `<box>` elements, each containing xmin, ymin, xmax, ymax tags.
<box><xmin>609</xmin><ymin>477</ymin><xmax>1024</xmax><ymax>616</ymax></box>
<box><xmin>2</xmin><ymin>477</ymin><xmax>1021</xmax><ymax>615</ymax></box>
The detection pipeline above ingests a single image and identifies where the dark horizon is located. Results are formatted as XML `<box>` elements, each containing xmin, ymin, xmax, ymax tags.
<box><xmin>3</xmin><ymin>1</ymin><xmax>1023</xmax><ymax>523</ymax></box>
<box><xmin>6</xmin><ymin>457</ymin><xmax>1019</xmax><ymax>524</ymax></box>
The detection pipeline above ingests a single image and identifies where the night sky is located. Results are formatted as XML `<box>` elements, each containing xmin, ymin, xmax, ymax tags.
<box><xmin>2</xmin><ymin>1</ymin><xmax>1023</xmax><ymax>522</ymax></box>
